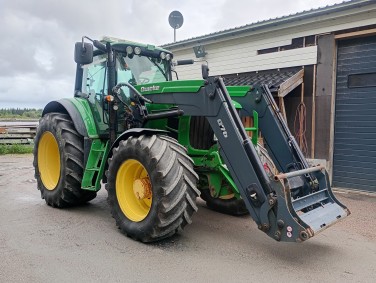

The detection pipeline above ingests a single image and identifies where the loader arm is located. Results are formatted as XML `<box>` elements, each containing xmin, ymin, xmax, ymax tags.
<box><xmin>145</xmin><ymin>77</ymin><xmax>350</xmax><ymax>242</ymax></box>
<box><xmin>234</xmin><ymin>85</ymin><xmax>310</xmax><ymax>175</ymax></box>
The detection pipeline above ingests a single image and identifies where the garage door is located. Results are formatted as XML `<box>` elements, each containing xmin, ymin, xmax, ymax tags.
<box><xmin>333</xmin><ymin>36</ymin><xmax>376</xmax><ymax>192</ymax></box>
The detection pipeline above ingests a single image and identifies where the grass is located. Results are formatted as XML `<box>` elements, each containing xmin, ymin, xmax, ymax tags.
<box><xmin>0</xmin><ymin>144</ymin><xmax>34</xmax><ymax>155</ymax></box>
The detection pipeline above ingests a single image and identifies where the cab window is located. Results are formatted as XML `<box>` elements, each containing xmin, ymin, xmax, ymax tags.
<box><xmin>82</xmin><ymin>55</ymin><xmax>108</xmax><ymax>105</ymax></box>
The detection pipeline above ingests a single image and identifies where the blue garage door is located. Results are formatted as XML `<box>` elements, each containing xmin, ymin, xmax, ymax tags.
<box><xmin>333</xmin><ymin>36</ymin><xmax>376</xmax><ymax>192</ymax></box>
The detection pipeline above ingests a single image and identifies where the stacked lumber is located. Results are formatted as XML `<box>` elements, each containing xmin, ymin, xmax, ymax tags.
<box><xmin>0</xmin><ymin>121</ymin><xmax>38</xmax><ymax>144</ymax></box>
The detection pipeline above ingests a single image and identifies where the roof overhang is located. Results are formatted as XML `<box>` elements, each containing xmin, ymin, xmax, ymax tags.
<box><xmin>222</xmin><ymin>68</ymin><xmax>304</xmax><ymax>97</ymax></box>
<box><xmin>163</xmin><ymin>0</ymin><xmax>374</xmax><ymax>50</ymax></box>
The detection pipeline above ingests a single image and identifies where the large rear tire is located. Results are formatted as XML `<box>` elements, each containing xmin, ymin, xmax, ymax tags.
<box><xmin>106</xmin><ymin>135</ymin><xmax>200</xmax><ymax>242</ymax></box>
<box><xmin>33</xmin><ymin>113</ymin><xmax>96</xmax><ymax>207</ymax></box>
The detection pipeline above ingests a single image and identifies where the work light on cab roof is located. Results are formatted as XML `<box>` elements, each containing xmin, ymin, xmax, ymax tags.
<box><xmin>134</xmin><ymin>46</ymin><xmax>141</xmax><ymax>55</ymax></box>
<box><xmin>98</xmin><ymin>36</ymin><xmax>173</xmax><ymax>61</ymax></box>
<box><xmin>126</xmin><ymin>46</ymin><xmax>133</xmax><ymax>55</ymax></box>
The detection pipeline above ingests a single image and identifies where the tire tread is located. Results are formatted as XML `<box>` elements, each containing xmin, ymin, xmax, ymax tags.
<box><xmin>106</xmin><ymin>135</ymin><xmax>199</xmax><ymax>242</ymax></box>
<box><xmin>33</xmin><ymin>112</ymin><xmax>96</xmax><ymax>207</ymax></box>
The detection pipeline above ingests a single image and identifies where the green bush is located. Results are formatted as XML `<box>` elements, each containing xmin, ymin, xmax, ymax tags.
<box><xmin>0</xmin><ymin>144</ymin><xmax>34</xmax><ymax>155</ymax></box>
<box><xmin>0</xmin><ymin>108</ymin><xmax>42</xmax><ymax>119</ymax></box>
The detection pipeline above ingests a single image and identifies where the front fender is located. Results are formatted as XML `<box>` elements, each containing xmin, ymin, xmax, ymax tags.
<box><xmin>42</xmin><ymin>98</ymin><xmax>98</xmax><ymax>138</ymax></box>
<box><xmin>102</xmin><ymin>128</ymin><xmax>169</xmax><ymax>183</ymax></box>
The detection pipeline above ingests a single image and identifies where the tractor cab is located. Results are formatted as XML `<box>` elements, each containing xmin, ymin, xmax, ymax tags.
<box><xmin>73</xmin><ymin>36</ymin><xmax>174</xmax><ymax>135</ymax></box>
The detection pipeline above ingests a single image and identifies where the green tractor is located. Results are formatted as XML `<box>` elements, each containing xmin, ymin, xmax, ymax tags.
<box><xmin>33</xmin><ymin>36</ymin><xmax>349</xmax><ymax>243</ymax></box>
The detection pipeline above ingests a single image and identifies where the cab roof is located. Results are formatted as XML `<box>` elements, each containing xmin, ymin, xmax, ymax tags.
<box><xmin>101</xmin><ymin>36</ymin><xmax>172</xmax><ymax>54</ymax></box>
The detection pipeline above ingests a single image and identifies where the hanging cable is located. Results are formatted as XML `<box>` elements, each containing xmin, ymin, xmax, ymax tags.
<box><xmin>294</xmin><ymin>101</ymin><xmax>308</xmax><ymax>156</ymax></box>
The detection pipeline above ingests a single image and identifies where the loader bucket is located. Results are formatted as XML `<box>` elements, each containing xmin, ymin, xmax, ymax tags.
<box><xmin>273</xmin><ymin>165</ymin><xmax>350</xmax><ymax>241</ymax></box>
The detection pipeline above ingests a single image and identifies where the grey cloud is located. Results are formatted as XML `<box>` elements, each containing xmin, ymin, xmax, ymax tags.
<box><xmin>0</xmin><ymin>74</ymin><xmax>72</xmax><ymax>109</ymax></box>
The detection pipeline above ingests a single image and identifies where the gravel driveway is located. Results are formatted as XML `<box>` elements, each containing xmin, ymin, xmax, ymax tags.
<box><xmin>0</xmin><ymin>154</ymin><xmax>375</xmax><ymax>282</ymax></box>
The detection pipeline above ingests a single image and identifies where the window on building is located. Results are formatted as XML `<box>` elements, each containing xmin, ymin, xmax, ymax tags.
<box><xmin>348</xmin><ymin>73</ymin><xmax>376</xmax><ymax>88</ymax></box>
<box><xmin>257</xmin><ymin>35</ymin><xmax>316</xmax><ymax>55</ymax></box>
<box><xmin>257</xmin><ymin>47</ymin><xmax>279</xmax><ymax>55</ymax></box>
<box><xmin>280</xmin><ymin>37</ymin><xmax>304</xmax><ymax>51</ymax></box>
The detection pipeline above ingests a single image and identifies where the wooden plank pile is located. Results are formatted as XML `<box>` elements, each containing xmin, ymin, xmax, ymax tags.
<box><xmin>0</xmin><ymin>121</ymin><xmax>38</xmax><ymax>144</ymax></box>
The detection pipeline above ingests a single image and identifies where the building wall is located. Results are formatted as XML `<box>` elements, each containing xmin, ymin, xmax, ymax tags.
<box><xmin>170</xmin><ymin>6</ymin><xmax>376</xmax><ymax>81</ymax></box>
<box><xmin>315</xmin><ymin>34</ymin><xmax>336</xmax><ymax>160</ymax></box>
<box><xmin>166</xmin><ymin>5</ymin><xmax>376</xmax><ymax>162</ymax></box>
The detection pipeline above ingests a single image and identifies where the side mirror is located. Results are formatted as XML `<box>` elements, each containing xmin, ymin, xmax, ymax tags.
<box><xmin>202</xmin><ymin>64</ymin><xmax>209</xmax><ymax>79</ymax></box>
<box><xmin>74</xmin><ymin>42</ymin><xmax>93</xmax><ymax>64</ymax></box>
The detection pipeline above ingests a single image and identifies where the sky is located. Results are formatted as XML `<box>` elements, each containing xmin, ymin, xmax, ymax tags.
<box><xmin>0</xmin><ymin>0</ymin><xmax>345</xmax><ymax>109</ymax></box>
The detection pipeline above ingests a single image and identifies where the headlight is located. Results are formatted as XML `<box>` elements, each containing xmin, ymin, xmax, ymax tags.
<box><xmin>134</xmin><ymin>46</ymin><xmax>141</xmax><ymax>55</ymax></box>
<box><xmin>165</xmin><ymin>54</ymin><xmax>171</xmax><ymax>61</ymax></box>
<box><xmin>126</xmin><ymin>46</ymin><xmax>133</xmax><ymax>55</ymax></box>
<box><xmin>160</xmin><ymin>52</ymin><xmax>166</xmax><ymax>60</ymax></box>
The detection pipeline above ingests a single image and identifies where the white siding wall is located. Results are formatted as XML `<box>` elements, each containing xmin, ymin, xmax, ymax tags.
<box><xmin>171</xmin><ymin>8</ymin><xmax>376</xmax><ymax>80</ymax></box>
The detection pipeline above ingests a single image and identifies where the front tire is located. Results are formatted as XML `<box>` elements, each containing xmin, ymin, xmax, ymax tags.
<box><xmin>33</xmin><ymin>113</ymin><xmax>96</xmax><ymax>207</ymax></box>
<box><xmin>106</xmin><ymin>135</ymin><xmax>200</xmax><ymax>242</ymax></box>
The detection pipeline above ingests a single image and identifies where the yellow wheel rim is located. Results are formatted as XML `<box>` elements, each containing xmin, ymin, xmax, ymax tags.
<box><xmin>116</xmin><ymin>159</ymin><xmax>152</xmax><ymax>222</ymax></box>
<box><xmin>38</xmin><ymin>131</ymin><xmax>61</xmax><ymax>190</ymax></box>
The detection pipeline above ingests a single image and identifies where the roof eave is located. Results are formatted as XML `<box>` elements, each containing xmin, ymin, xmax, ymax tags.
<box><xmin>162</xmin><ymin>0</ymin><xmax>371</xmax><ymax>49</ymax></box>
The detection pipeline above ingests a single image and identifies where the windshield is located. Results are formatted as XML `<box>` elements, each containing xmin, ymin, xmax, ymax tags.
<box><xmin>116</xmin><ymin>54</ymin><xmax>169</xmax><ymax>85</ymax></box>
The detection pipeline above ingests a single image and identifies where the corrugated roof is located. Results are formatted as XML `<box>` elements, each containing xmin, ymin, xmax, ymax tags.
<box><xmin>163</xmin><ymin>0</ymin><xmax>373</xmax><ymax>48</ymax></box>
<box><xmin>222</xmin><ymin>68</ymin><xmax>301</xmax><ymax>92</ymax></box>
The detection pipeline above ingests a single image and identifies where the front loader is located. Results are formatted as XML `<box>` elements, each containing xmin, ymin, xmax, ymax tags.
<box><xmin>33</xmin><ymin>36</ymin><xmax>349</xmax><ymax>243</ymax></box>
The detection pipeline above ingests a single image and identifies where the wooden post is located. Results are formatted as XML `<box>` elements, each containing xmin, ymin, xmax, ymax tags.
<box><xmin>310</xmin><ymin>35</ymin><xmax>318</xmax><ymax>158</ymax></box>
<box><xmin>242</xmin><ymin>116</ymin><xmax>253</xmax><ymax>138</ymax></box>
<box><xmin>278</xmin><ymin>97</ymin><xmax>287</xmax><ymax>121</ymax></box>
<box><xmin>299</xmin><ymin>81</ymin><xmax>305</xmax><ymax>150</ymax></box>
<box><xmin>311</xmin><ymin>61</ymin><xmax>317</xmax><ymax>157</ymax></box>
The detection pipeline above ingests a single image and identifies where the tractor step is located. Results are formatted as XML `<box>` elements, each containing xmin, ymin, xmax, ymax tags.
<box><xmin>81</xmin><ymin>139</ymin><xmax>109</xmax><ymax>191</ymax></box>
<box><xmin>85</xmin><ymin>168</ymin><xmax>100</xmax><ymax>172</ymax></box>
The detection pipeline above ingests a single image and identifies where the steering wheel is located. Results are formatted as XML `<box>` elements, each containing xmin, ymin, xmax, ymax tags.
<box><xmin>139</xmin><ymin>77</ymin><xmax>150</xmax><ymax>84</ymax></box>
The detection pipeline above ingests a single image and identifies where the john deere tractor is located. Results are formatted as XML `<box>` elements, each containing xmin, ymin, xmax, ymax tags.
<box><xmin>33</xmin><ymin>36</ymin><xmax>349</xmax><ymax>243</ymax></box>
